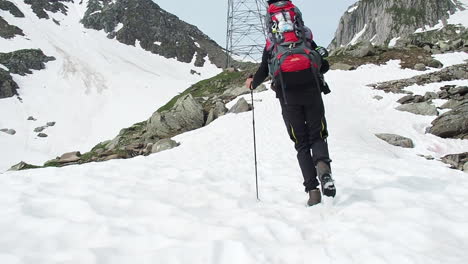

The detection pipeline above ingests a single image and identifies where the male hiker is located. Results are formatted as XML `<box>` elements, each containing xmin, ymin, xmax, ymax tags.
<box><xmin>245</xmin><ymin>0</ymin><xmax>336</xmax><ymax>206</ymax></box>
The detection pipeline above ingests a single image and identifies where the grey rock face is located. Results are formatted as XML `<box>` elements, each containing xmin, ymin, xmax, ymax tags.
<box><xmin>205</xmin><ymin>101</ymin><xmax>228</xmax><ymax>126</ymax></box>
<box><xmin>58</xmin><ymin>151</ymin><xmax>81</xmax><ymax>163</ymax></box>
<box><xmin>441</xmin><ymin>153</ymin><xmax>468</xmax><ymax>171</ymax></box>
<box><xmin>0</xmin><ymin>0</ymin><xmax>25</xmax><ymax>17</ymax></box>
<box><xmin>396</xmin><ymin>102</ymin><xmax>438</xmax><ymax>116</ymax></box>
<box><xmin>428</xmin><ymin>102</ymin><xmax>468</xmax><ymax>139</ymax></box>
<box><xmin>151</xmin><ymin>138</ymin><xmax>179</xmax><ymax>154</ymax></box>
<box><xmin>0</xmin><ymin>49</ymin><xmax>55</xmax><ymax>76</ymax></box>
<box><xmin>414</xmin><ymin>63</ymin><xmax>427</xmax><ymax>71</ymax></box>
<box><xmin>440</xmin><ymin>99</ymin><xmax>465</xmax><ymax>109</ymax></box>
<box><xmin>24</xmin><ymin>0</ymin><xmax>72</xmax><ymax>19</ymax></box>
<box><xmin>371</xmin><ymin>64</ymin><xmax>468</xmax><ymax>93</ymax></box>
<box><xmin>330</xmin><ymin>63</ymin><xmax>355</xmax><ymax>71</ymax></box>
<box><xmin>228</xmin><ymin>98</ymin><xmax>252</xmax><ymax>114</ymax></box>
<box><xmin>375</xmin><ymin>133</ymin><xmax>414</xmax><ymax>148</ymax></box>
<box><xmin>81</xmin><ymin>0</ymin><xmax>227</xmax><ymax>67</ymax></box>
<box><xmin>347</xmin><ymin>41</ymin><xmax>375</xmax><ymax>57</ymax></box>
<box><xmin>0</xmin><ymin>68</ymin><xmax>19</xmax><ymax>98</ymax></box>
<box><xmin>146</xmin><ymin>94</ymin><xmax>204</xmax><ymax>139</ymax></box>
<box><xmin>0</xmin><ymin>16</ymin><xmax>24</xmax><ymax>39</ymax></box>
<box><xmin>329</xmin><ymin>0</ymin><xmax>457</xmax><ymax>49</ymax></box>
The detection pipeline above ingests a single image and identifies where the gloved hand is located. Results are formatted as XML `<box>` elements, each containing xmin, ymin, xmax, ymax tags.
<box><xmin>245</xmin><ymin>74</ymin><xmax>254</xmax><ymax>90</ymax></box>
<box><xmin>315</xmin><ymin>46</ymin><xmax>329</xmax><ymax>58</ymax></box>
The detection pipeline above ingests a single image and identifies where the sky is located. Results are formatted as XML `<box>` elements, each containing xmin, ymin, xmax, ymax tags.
<box><xmin>154</xmin><ymin>0</ymin><xmax>358</xmax><ymax>48</ymax></box>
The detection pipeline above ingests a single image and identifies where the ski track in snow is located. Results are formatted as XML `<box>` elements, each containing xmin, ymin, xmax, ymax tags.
<box><xmin>1</xmin><ymin>50</ymin><xmax>468</xmax><ymax>263</ymax></box>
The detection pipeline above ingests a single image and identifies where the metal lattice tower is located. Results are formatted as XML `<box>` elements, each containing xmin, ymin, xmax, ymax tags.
<box><xmin>226</xmin><ymin>0</ymin><xmax>268</xmax><ymax>68</ymax></box>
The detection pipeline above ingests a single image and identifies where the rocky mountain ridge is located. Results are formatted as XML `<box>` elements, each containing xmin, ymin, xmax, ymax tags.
<box><xmin>329</xmin><ymin>0</ymin><xmax>463</xmax><ymax>49</ymax></box>
<box><xmin>81</xmin><ymin>0</ymin><xmax>227</xmax><ymax>67</ymax></box>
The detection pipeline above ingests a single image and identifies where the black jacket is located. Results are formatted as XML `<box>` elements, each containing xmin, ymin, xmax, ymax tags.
<box><xmin>252</xmin><ymin>41</ymin><xmax>329</xmax><ymax>105</ymax></box>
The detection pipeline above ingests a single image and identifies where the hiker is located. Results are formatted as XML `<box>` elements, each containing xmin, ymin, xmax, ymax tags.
<box><xmin>245</xmin><ymin>0</ymin><xmax>336</xmax><ymax>206</ymax></box>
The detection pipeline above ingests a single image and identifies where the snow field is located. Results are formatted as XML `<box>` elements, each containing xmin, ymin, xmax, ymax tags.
<box><xmin>1</xmin><ymin>53</ymin><xmax>468</xmax><ymax>263</ymax></box>
<box><xmin>0</xmin><ymin>0</ymin><xmax>221</xmax><ymax>171</ymax></box>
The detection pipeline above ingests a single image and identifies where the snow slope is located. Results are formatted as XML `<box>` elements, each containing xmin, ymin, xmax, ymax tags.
<box><xmin>0</xmin><ymin>0</ymin><xmax>221</xmax><ymax>171</ymax></box>
<box><xmin>1</xmin><ymin>53</ymin><xmax>467</xmax><ymax>263</ymax></box>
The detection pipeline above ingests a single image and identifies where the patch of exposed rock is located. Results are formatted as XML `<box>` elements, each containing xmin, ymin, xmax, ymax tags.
<box><xmin>0</xmin><ymin>49</ymin><xmax>55</xmax><ymax>76</ymax></box>
<box><xmin>428</xmin><ymin>102</ymin><xmax>468</xmax><ymax>139</ymax></box>
<box><xmin>375</xmin><ymin>133</ymin><xmax>414</xmax><ymax>148</ymax></box>
<box><xmin>370</xmin><ymin>64</ymin><xmax>468</xmax><ymax>93</ymax></box>
<box><xmin>441</xmin><ymin>153</ymin><xmax>468</xmax><ymax>172</ymax></box>
<box><xmin>0</xmin><ymin>0</ymin><xmax>25</xmax><ymax>17</ymax></box>
<box><xmin>0</xmin><ymin>68</ymin><xmax>18</xmax><ymax>98</ymax></box>
<box><xmin>24</xmin><ymin>0</ymin><xmax>72</xmax><ymax>19</ymax></box>
<box><xmin>396</xmin><ymin>102</ymin><xmax>438</xmax><ymax>116</ymax></box>
<box><xmin>228</xmin><ymin>98</ymin><xmax>252</xmax><ymax>114</ymax></box>
<box><xmin>0</xmin><ymin>16</ymin><xmax>24</xmax><ymax>39</ymax></box>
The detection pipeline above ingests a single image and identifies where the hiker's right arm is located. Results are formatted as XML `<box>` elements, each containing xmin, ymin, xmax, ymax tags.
<box><xmin>251</xmin><ymin>48</ymin><xmax>269</xmax><ymax>89</ymax></box>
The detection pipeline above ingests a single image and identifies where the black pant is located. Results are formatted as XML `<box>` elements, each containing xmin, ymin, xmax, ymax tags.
<box><xmin>280</xmin><ymin>100</ymin><xmax>331</xmax><ymax>192</ymax></box>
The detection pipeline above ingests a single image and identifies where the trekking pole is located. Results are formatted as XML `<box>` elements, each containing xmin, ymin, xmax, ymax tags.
<box><xmin>250</xmin><ymin>89</ymin><xmax>260</xmax><ymax>201</ymax></box>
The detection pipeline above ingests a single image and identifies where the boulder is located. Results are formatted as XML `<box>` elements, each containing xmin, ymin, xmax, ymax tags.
<box><xmin>441</xmin><ymin>153</ymin><xmax>468</xmax><ymax>171</ymax></box>
<box><xmin>397</xmin><ymin>95</ymin><xmax>415</xmax><ymax>104</ymax></box>
<box><xmin>396</xmin><ymin>102</ymin><xmax>438</xmax><ymax>116</ymax></box>
<box><xmin>58</xmin><ymin>151</ymin><xmax>81</xmax><ymax>163</ymax></box>
<box><xmin>348</xmin><ymin>41</ymin><xmax>375</xmax><ymax>57</ymax></box>
<box><xmin>205</xmin><ymin>101</ymin><xmax>228</xmax><ymax>125</ymax></box>
<box><xmin>34</xmin><ymin>126</ymin><xmax>46</xmax><ymax>132</ymax></box>
<box><xmin>147</xmin><ymin>94</ymin><xmax>204</xmax><ymax>139</ymax></box>
<box><xmin>423</xmin><ymin>92</ymin><xmax>438</xmax><ymax>101</ymax></box>
<box><xmin>9</xmin><ymin>161</ymin><xmax>38</xmax><ymax>171</ymax></box>
<box><xmin>375</xmin><ymin>133</ymin><xmax>415</xmax><ymax>148</ymax></box>
<box><xmin>330</xmin><ymin>63</ymin><xmax>355</xmax><ymax>71</ymax></box>
<box><xmin>47</xmin><ymin>121</ymin><xmax>56</xmax><ymax>126</ymax></box>
<box><xmin>2</xmin><ymin>129</ymin><xmax>16</xmax><ymax>135</ymax></box>
<box><xmin>428</xmin><ymin>102</ymin><xmax>468</xmax><ymax>139</ymax></box>
<box><xmin>414</xmin><ymin>63</ymin><xmax>427</xmax><ymax>71</ymax></box>
<box><xmin>27</xmin><ymin>116</ymin><xmax>36</xmax><ymax>121</ymax></box>
<box><xmin>37</xmin><ymin>133</ymin><xmax>48</xmax><ymax>137</ymax></box>
<box><xmin>223</xmin><ymin>84</ymin><xmax>267</xmax><ymax>98</ymax></box>
<box><xmin>151</xmin><ymin>138</ymin><xmax>180</xmax><ymax>154</ymax></box>
<box><xmin>228</xmin><ymin>98</ymin><xmax>252</xmax><ymax>114</ymax></box>
<box><xmin>440</xmin><ymin>99</ymin><xmax>465</xmax><ymax>109</ymax></box>
<box><xmin>464</xmin><ymin>162</ymin><xmax>468</xmax><ymax>173</ymax></box>
<box><xmin>448</xmin><ymin>86</ymin><xmax>468</xmax><ymax>96</ymax></box>
<box><xmin>427</xmin><ymin>59</ymin><xmax>443</xmax><ymax>68</ymax></box>
<box><xmin>373</xmin><ymin>95</ymin><xmax>383</xmax><ymax>100</ymax></box>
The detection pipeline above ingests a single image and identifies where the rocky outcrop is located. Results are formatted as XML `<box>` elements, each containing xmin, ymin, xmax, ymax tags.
<box><xmin>396</xmin><ymin>102</ymin><xmax>438</xmax><ymax>116</ymax></box>
<box><xmin>151</xmin><ymin>139</ymin><xmax>179</xmax><ymax>154</ymax></box>
<box><xmin>0</xmin><ymin>49</ymin><xmax>55</xmax><ymax>76</ymax></box>
<box><xmin>428</xmin><ymin>102</ymin><xmax>468</xmax><ymax>139</ymax></box>
<box><xmin>81</xmin><ymin>0</ymin><xmax>227</xmax><ymax>67</ymax></box>
<box><xmin>441</xmin><ymin>153</ymin><xmax>468</xmax><ymax>172</ymax></box>
<box><xmin>0</xmin><ymin>128</ymin><xmax>16</xmax><ymax>135</ymax></box>
<box><xmin>228</xmin><ymin>98</ymin><xmax>252</xmax><ymax>114</ymax></box>
<box><xmin>375</xmin><ymin>133</ymin><xmax>414</xmax><ymax>148</ymax></box>
<box><xmin>206</xmin><ymin>101</ymin><xmax>228</xmax><ymax>126</ymax></box>
<box><xmin>146</xmin><ymin>94</ymin><xmax>205</xmax><ymax>139</ymax></box>
<box><xmin>0</xmin><ymin>68</ymin><xmax>18</xmax><ymax>98</ymax></box>
<box><xmin>24</xmin><ymin>0</ymin><xmax>72</xmax><ymax>19</ymax></box>
<box><xmin>329</xmin><ymin>0</ymin><xmax>458</xmax><ymax>49</ymax></box>
<box><xmin>0</xmin><ymin>0</ymin><xmax>25</xmax><ymax>17</ymax></box>
<box><xmin>0</xmin><ymin>16</ymin><xmax>24</xmax><ymax>39</ymax></box>
<box><xmin>370</xmin><ymin>64</ymin><xmax>468</xmax><ymax>93</ymax></box>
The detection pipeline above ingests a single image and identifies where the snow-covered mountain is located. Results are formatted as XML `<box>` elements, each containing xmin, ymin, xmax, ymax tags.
<box><xmin>0</xmin><ymin>0</ymin><xmax>223</xmax><ymax>171</ymax></box>
<box><xmin>329</xmin><ymin>0</ymin><xmax>468</xmax><ymax>49</ymax></box>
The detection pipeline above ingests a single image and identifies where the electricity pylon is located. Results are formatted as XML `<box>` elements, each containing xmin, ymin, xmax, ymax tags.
<box><xmin>226</xmin><ymin>0</ymin><xmax>268</xmax><ymax>68</ymax></box>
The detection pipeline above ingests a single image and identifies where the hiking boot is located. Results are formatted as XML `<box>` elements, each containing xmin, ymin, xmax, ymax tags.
<box><xmin>316</xmin><ymin>161</ymin><xmax>336</xmax><ymax>198</ymax></box>
<box><xmin>307</xmin><ymin>188</ymin><xmax>322</xmax><ymax>206</ymax></box>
